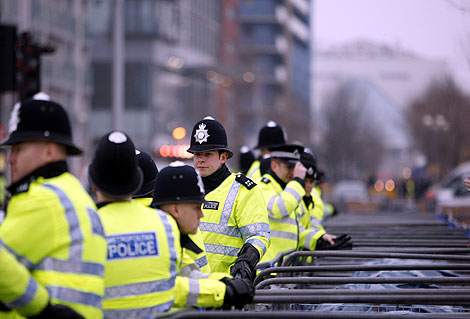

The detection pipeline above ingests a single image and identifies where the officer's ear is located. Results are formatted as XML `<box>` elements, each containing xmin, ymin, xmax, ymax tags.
<box><xmin>219</xmin><ymin>151</ymin><xmax>228</xmax><ymax>164</ymax></box>
<box><xmin>167</xmin><ymin>203</ymin><xmax>180</xmax><ymax>220</ymax></box>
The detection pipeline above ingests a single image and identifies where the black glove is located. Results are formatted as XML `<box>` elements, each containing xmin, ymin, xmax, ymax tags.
<box><xmin>230</xmin><ymin>243</ymin><xmax>260</xmax><ymax>282</ymax></box>
<box><xmin>28</xmin><ymin>302</ymin><xmax>84</xmax><ymax>319</ymax></box>
<box><xmin>221</xmin><ymin>277</ymin><xmax>254</xmax><ymax>309</ymax></box>
<box><xmin>316</xmin><ymin>234</ymin><xmax>353</xmax><ymax>250</ymax></box>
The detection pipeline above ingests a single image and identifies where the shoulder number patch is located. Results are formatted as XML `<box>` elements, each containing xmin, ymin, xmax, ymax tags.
<box><xmin>203</xmin><ymin>201</ymin><xmax>219</xmax><ymax>210</ymax></box>
<box><xmin>261</xmin><ymin>177</ymin><xmax>270</xmax><ymax>184</ymax></box>
<box><xmin>107</xmin><ymin>232</ymin><xmax>158</xmax><ymax>260</ymax></box>
<box><xmin>236</xmin><ymin>174</ymin><xmax>257</xmax><ymax>190</ymax></box>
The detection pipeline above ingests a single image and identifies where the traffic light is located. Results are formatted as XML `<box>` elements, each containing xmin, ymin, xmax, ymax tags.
<box><xmin>17</xmin><ymin>32</ymin><xmax>42</xmax><ymax>100</ymax></box>
<box><xmin>0</xmin><ymin>25</ymin><xmax>17</xmax><ymax>93</ymax></box>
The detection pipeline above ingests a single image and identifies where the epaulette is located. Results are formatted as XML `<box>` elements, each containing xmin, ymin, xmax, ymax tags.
<box><xmin>261</xmin><ymin>177</ymin><xmax>270</xmax><ymax>184</ymax></box>
<box><xmin>236</xmin><ymin>174</ymin><xmax>256</xmax><ymax>190</ymax></box>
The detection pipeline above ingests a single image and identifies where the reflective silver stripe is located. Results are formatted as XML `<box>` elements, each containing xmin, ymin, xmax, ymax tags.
<box><xmin>305</xmin><ymin>228</ymin><xmax>322</xmax><ymax>248</ymax></box>
<box><xmin>285</xmin><ymin>186</ymin><xmax>302</xmax><ymax>202</ymax></box>
<box><xmin>160</xmin><ymin>213</ymin><xmax>178</xmax><ymax>277</ymax></box>
<box><xmin>8</xmin><ymin>276</ymin><xmax>38</xmax><ymax>309</ymax></box>
<box><xmin>199</xmin><ymin>222</ymin><xmax>240</xmax><ymax>237</ymax></box>
<box><xmin>103</xmin><ymin>300</ymin><xmax>174</xmax><ymax>319</ymax></box>
<box><xmin>48</xmin><ymin>286</ymin><xmax>101</xmax><ymax>308</ymax></box>
<box><xmin>86</xmin><ymin>207</ymin><xmax>105</xmax><ymax>237</ymax></box>
<box><xmin>310</xmin><ymin>217</ymin><xmax>322</xmax><ymax>225</ymax></box>
<box><xmin>105</xmin><ymin>278</ymin><xmax>175</xmax><ymax>299</ymax></box>
<box><xmin>246</xmin><ymin>238</ymin><xmax>267</xmax><ymax>254</ymax></box>
<box><xmin>274</xmin><ymin>216</ymin><xmax>297</xmax><ymax>226</ymax></box>
<box><xmin>267</xmin><ymin>197</ymin><xmax>276</xmax><ymax>215</ymax></box>
<box><xmin>194</xmin><ymin>255</ymin><xmax>208</xmax><ymax>269</ymax></box>
<box><xmin>37</xmin><ymin>257</ymin><xmax>104</xmax><ymax>276</ymax></box>
<box><xmin>204</xmin><ymin>243</ymin><xmax>239</xmax><ymax>257</ymax></box>
<box><xmin>239</xmin><ymin>223</ymin><xmax>270</xmax><ymax>239</ymax></box>
<box><xmin>42</xmin><ymin>184</ymin><xmax>83</xmax><ymax>258</ymax></box>
<box><xmin>3</xmin><ymin>243</ymin><xmax>36</xmax><ymax>271</ymax></box>
<box><xmin>186</xmin><ymin>278</ymin><xmax>200</xmax><ymax>307</ymax></box>
<box><xmin>298</xmin><ymin>224</ymin><xmax>306</xmax><ymax>233</ymax></box>
<box><xmin>270</xmin><ymin>230</ymin><xmax>297</xmax><ymax>241</ymax></box>
<box><xmin>200</xmin><ymin>178</ymin><xmax>242</xmax><ymax>238</ymax></box>
<box><xmin>271</xmin><ymin>195</ymin><xmax>289</xmax><ymax>218</ymax></box>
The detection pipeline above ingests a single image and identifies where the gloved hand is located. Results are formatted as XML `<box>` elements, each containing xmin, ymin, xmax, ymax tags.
<box><xmin>230</xmin><ymin>243</ymin><xmax>260</xmax><ymax>282</ymax></box>
<box><xmin>221</xmin><ymin>277</ymin><xmax>254</xmax><ymax>309</ymax></box>
<box><xmin>316</xmin><ymin>234</ymin><xmax>353</xmax><ymax>250</ymax></box>
<box><xmin>28</xmin><ymin>302</ymin><xmax>84</xmax><ymax>319</ymax></box>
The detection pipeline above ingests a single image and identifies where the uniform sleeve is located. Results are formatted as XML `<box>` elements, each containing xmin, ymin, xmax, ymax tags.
<box><xmin>236</xmin><ymin>185</ymin><xmax>271</xmax><ymax>259</ymax></box>
<box><xmin>297</xmin><ymin>198</ymin><xmax>326</xmax><ymax>250</ymax></box>
<box><xmin>265</xmin><ymin>179</ymin><xmax>305</xmax><ymax>220</ymax></box>
<box><xmin>174</xmin><ymin>275</ymin><xmax>227</xmax><ymax>308</ymax></box>
<box><xmin>0</xmin><ymin>191</ymin><xmax>58</xmax><ymax>266</ymax></box>
<box><xmin>0</xmin><ymin>241</ymin><xmax>49</xmax><ymax>317</ymax></box>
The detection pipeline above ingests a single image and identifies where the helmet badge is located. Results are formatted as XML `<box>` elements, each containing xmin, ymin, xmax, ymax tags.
<box><xmin>194</xmin><ymin>123</ymin><xmax>210</xmax><ymax>144</ymax></box>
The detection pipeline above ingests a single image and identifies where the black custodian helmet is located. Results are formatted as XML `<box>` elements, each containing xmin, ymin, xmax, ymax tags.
<box><xmin>187</xmin><ymin>116</ymin><xmax>233</xmax><ymax>158</ymax></box>
<box><xmin>88</xmin><ymin>131</ymin><xmax>143</xmax><ymax>198</ymax></box>
<box><xmin>255</xmin><ymin>121</ymin><xmax>286</xmax><ymax>150</ymax></box>
<box><xmin>150</xmin><ymin>161</ymin><xmax>206</xmax><ymax>207</ymax></box>
<box><xmin>269</xmin><ymin>144</ymin><xmax>304</xmax><ymax>165</ymax></box>
<box><xmin>0</xmin><ymin>92</ymin><xmax>83</xmax><ymax>155</ymax></box>
<box><xmin>134</xmin><ymin>150</ymin><xmax>159</xmax><ymax>197</ymax></box>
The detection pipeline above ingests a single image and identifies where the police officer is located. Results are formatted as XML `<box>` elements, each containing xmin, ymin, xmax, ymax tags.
<box><xmin>0</xmin><ymin>93</ymin><xmax>107</xmax><ymax>318</ymax></box>
<box><xmin>0</xmin><ymin>239</ymin><xmax>83</xmax><ymax>319</ymax></box>
<box><xmin>298</xmin><ymin>150</ymin><xmax>352</xmax><ymax>251</ymax></box>
<box><xmin>88</xmin><ymin>131</ymin><xmax>181</xmax><ymax>318</ymax></box>
<box><xmin>151</xmin><ymin>162</ymin><xmax>254</xmax><ymax>309</ymax></box>
<box><xmin>133</xmin><ymin>149</ymin><xmax>158</xmax><ymax>206</ymax></box>
<box><xmin>258</xmin><ymin>144</ymin><xmax>306</xmax><ymax>264</ymax></box>
<box><xmin>246</xmin><ymin>121</ymin><xmax>286</xmax><ymax>181</ymax></box>
<box><xmin>239</xmin><ymin>146</ymin><xmax>255</xmax><ymax>176</ymax></box>
<box><xmin>187</xmin><ymin>116</ymin><xmax>270</xmax><ymax>281</ymax></box>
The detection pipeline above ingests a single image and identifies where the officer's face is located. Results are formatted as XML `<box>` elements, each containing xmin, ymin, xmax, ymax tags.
<box><xmin>8</xmin><ymin>141</ymin><xmax>51</xmax><ymax>183</ymax></box>
<box><xmin>175</xmin><ymin>202</ymin><xmax>204</xmax><ymax>234</ymax></box>
<box><xmin>271</xmin><ymin>159</ymin><xmax>295</xmax><ymax>183</ymax></box>
<box><xmin>193</xmin><ymin>151</ymin><xmax>228</xmax><ymax>177</ymax></box>
<box><xmin>305</xmin><ymin>177</ymin><xmax>315</xmax><ymax>196</ymax></box>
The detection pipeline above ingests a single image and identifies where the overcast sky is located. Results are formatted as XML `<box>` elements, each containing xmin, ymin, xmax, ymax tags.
<box><xmin>313</xmin><ymin>0</ymin><xmax>470</xmax><ymax>92</ymax></box>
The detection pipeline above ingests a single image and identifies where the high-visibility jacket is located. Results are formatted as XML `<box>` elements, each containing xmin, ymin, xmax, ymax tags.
<box><xmin>259</xmin><ymin>174</ymin><xmax>304</xmax><ymax>264</ymax></box>
<box><xmin>0</xmin><ymin>239</ymin><xmax>49</xmax><ymax>317</ymax></box>
<box><xmin>200</xmin><ymin>173</ymin><xmax>270</xmax><ymax>274</ymax></box>
<box><xmin>311</xmin><ymin>186</ymin><xmax>325</xmax><ymax>223</ymax></box>
<box><xmin>246</xmin><ymin>160</ymin><xmax>261</xmax><ymax>181</ymax></box>
<box><xmin>132</xmin><ymin>197</ymin><xmax>152</xmax><ymax>207</ymax></box>
<box><xmin>97</xmin><ymin>201</ymin><xmax>181</xmax><ymax>318</ymax></box>
<box><xmin>185</xmin><ymin>230</ymin><xmax>211</xmax><ymax>273</ymax></box>
<box><xmin>0</xmin><ymin>166</ymin><xmax>107</xmax><ymax>319</ymax></box>
<box><xmin>173</xmin><ymin>239</ymin><xmax>227</xmax><ymax>308</ymax></box>
<box><xmin>297</xmin><ymin>197</ymin><xmax>326</xmax><ymax>250</ymax></box>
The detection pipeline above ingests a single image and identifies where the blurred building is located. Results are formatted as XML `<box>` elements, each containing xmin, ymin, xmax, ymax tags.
<box><xmin>313</xmin><ymin>41</ymin><xmax>449</xmax><ymax>178</ymax></box>
<box><xmin>238</xmin><ymin>0</ymin><xmax>311</xmax><ymax>147</ymax></box>
<box><xmin>88</xmin><ymin>0</ymin><xmax>222</xmax><ymax>159</ymax></box>
<box><xmin>0</xmin><ymin>0</ymin><xmax>91</xmax><ymax>176</ymax></box>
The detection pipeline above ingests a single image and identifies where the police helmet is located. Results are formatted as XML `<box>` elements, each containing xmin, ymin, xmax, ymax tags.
<box><xmin>239</xmin><ymin>145</ymin><xmax>255</xmax><ymax>175</ymax></box>
<box><xmin>150</xmin><ymin>161</ymin><xmax>206</xmax><ymax>207</ymax></box>
<box><xmin>269</xmin><ymin>144</ymin><xmax>304</xmax><ymax>166</ymax></box>
<box><xmin>88</xmin><ymin>131</ymin><xmax>143</xmax><ymax>198</ymax></box>
<box><xmin>301</xmin><ymin>148</ymin><xmax>318</xmax><ymax>179</ymax></box>
<box><xmin>255</xmin><ymin>121</ymin><xmax>286</xmax><ymax>150</ymax></box>
<box><xmin>134</xmin><ymin>150</ymin><xmax>159</xmax><ymax>197</ymax></box>
<box><xmin>187</xmin><ymin>116</ymin><xmax>233</xmax><ymax>158</ymax></box>
<box><xmin>0</xmin><ymin>92</ymin><xmax>82</xmax><ymax>155</ymax></box>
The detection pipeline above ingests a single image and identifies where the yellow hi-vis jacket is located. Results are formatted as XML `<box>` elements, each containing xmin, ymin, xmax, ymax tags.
<box><xmin>200</xmin><ymin>173</ymin><xmax>270</xmax><ymax>274</ymax></box>
<box><xmin>97</xmin><ymin>201</ymin><xmax>181</xmax><ymax>318</ymax></box>
<box><xmin>173</xmin><ymin>237</ymin><xmax>227</xmax><ymax>308</ymax></box>
<box><xmin>0</xmin><ymin>239</ymin><xmax>49</xmax><ymax>317</ymax></box>
<box><xmin>259</xmin><ymin>174</ymin><xmax>304</xmax><ymax>264</ymax></box>
<box><xmin>132</xmin><ymin>197</ymin><xmax>152</xmax><ymax>207</ymax></box>
<box><xmin>297</xmin><ymin>196</ymin><xmax>326</xmax><ymax>250</ymax></box>
<box><xmin>186</xmin><ymin>230</ymin><xmax>211</xmax><ymax>274</ymax></box>
<box><xmin>246</xmin><ymin>160</ymin><xmax>261</xmax><ymax>181</ymax></box>
<box><xmin>0</xmin><ymin>170</ymin><xmax>107</xmax><ymax>319</ymax></box>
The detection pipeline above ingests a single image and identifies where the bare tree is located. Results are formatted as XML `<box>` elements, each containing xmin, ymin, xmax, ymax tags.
<box><xmin>320</xmin><ymin>82</ymin><xmax>385</xmax><ymax>181</ymax></box>
<box><xmin>406</xmin><ymin>77</ymin><xmax>470</xmax><ymax>179</ymax></box>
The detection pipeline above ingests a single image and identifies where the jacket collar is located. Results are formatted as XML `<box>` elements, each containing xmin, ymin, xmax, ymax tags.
<box><xmin>267</xmin><ymin>168</ymin><xmax>287</xmax><ymax>189</ymax></box>
<box><xmin>202</xmin><ymin>163</ymin><xmax>231</xmax><ymax>194</ymax></box>
<box><xmin>8</xmin><ymin>161</ymin><xmax>68</xmax><ymax>195</ymax></box>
